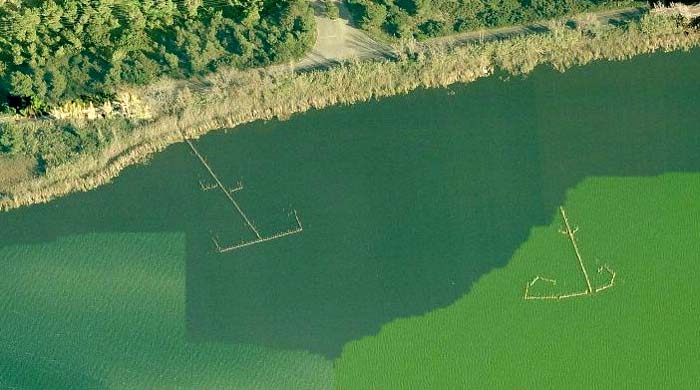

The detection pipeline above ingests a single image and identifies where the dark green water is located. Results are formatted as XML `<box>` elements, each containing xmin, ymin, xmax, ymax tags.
<box><xmin>1</xmin><ymin>50</ymin><xmax>699</xmax><ymax>358</ymax></box>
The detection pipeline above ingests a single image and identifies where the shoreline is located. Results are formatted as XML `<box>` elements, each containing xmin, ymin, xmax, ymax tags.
<box><xmin>1</xmin><ymin>12</ymin><xmax>699</xmax><ymax>212</ymax></box>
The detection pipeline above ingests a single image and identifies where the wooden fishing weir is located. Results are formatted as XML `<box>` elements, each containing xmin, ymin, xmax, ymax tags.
<box><xmin>524</xmin><ymin>206</ymin><xmax>616</xmax><ymax>300</ymax></box>
<box><xmin>182</xmin><ymin>134</ymin><xmax>303</xmax><ymax>253</ymax></box>
<box><xmin>212</xmin><ymin>210</ymin><xmax>303</xmax><ymax>253</ymax></box>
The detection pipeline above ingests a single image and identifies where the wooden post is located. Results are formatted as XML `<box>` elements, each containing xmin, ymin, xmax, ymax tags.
<box><xmin>559</xmin><ymin>206</ymin><xmax>593</xmax><ymax>294</ymax></box>
<box><xmin>182</xmin><ymin>134</ymin><xmax>262</xmax><ymax>239</ymax></box>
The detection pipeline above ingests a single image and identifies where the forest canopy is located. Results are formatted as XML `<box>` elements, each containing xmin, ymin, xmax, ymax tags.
<box><xmin>346</xmin><ymin>0</ymin><xmax>640</xmax><ymax>39</ymax></box>
<box><xmin>0</xmin><ymin>0</ymin><xmax>315</xmax><ymax>110</ymax></box>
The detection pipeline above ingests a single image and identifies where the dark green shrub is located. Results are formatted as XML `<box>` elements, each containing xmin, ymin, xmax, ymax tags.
<box><xmin>0</xmin><ymin>0</ymin><xmax>316</xmax><ymax>109</ymax></box>
<box><xmin>346</xmin><ymin>0</ymin><xmax>638</xmax><ymax>40</ymax></box>
<box><xmin>418</xmin><ymin>20</ymin><xmax>446</xmax><ymax>38</ymax></box>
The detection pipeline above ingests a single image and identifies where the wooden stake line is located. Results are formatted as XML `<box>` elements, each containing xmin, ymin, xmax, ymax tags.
<box><xmin>523</xmin><ymin>206</ymin><xmax>617</xmax><ymax>301</ymax></box>
<box><xmin>213</xmin><ymin>210</ymin><xmax>303</xmax><ymax>253</ymax></box>
<box><xmin>183</xmin><ymin>135</ymin><xmax>262</xmax><ymax>239</ymax></box>
<box><xmin>182</xmin><ymin>133</ymin><xmax>304</xmax><ymax>254</ymax></box>
<box><xmin>199</xmin><ymin>180</ymin><xmax>218</xmax><ymax>191</ymax></box>
<box><xmin>524</xmin><ymin>291</ymin><xmax>589</xmax><ymax>300</ymax></box>
<box><xmin>594</xmin><ymin>265</ymin><xmax>617</xmax><ymax>293</ymax></box>
<box><xmin>230</xmin><ymin>181</ymin><xmax>244</xmax><ymax>193</ymax></box>
<box><xmin>559</xmin><ymin>206</ymin><xmax>594</xmax><ymax>294</ymax></box>
<box><xmin>200</xmin><ymin>180</ymin><xmax>241</xmax><ymax>192</ymax></box>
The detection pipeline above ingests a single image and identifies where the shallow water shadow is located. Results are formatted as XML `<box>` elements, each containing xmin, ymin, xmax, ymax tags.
<box><xmin>0</xmin><ymin>51</ymin><xmax>699</xmax><ymax>359</ymax></box>
<box><xmin>184</xmin><ymin>85</ymin><xmax>547</xmax><ymax>356</ymax></box>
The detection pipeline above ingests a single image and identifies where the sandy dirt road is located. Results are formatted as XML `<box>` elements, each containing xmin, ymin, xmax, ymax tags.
<box><xmin>295</xmin><ymin>0</ymin><xmax>394</xmax><ymax>70</ymax></box>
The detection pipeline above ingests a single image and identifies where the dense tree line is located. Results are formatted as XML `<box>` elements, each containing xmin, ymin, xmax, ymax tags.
<box><xmin>0</xmin><ymin>0</ymin><xmax>315</xmax><ymax>112</ymax></box>
<box><xmin>346</xmin><ymin>0</ymin><xmax>638</xmax><ymax>39</ymax></box>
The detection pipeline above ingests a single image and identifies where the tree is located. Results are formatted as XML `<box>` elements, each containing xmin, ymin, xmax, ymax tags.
<box><xmin>0</xmin><ymin>0</ymin><xmax>316</xmax><ymax>110</ymax></box>
<box><xmin>479</xmin><ymin>0</ymin><xmax>524</xmax><ymax>27</ymax></box>
<box><xmin>395</xmin><ymin>0</ymin><xmax>428</xmax><ymax>16</ymax></box>
<box><xmin>9</xmin><ymin>72</ymin><xmax>33</xmax><ymax>98</ymax></box>
<box><xmin>323</xmin><ymin>0</ymin><xmax>340</xmax><ymax>20</ymax></box>
<box><xmin>418</xmin><ymin>20</ymin><xmax>446</xmax><ymax>38</ymax></box>
<box><xmin>530</xmin><ymin>0</ymin><xmax>574</xmax><ymax>20</ymax></box>
<box><xmin>0</xmin><ymin>124</ymin><xmax>15</xmax><ymax>153</ymax></box>
<box><xmin>355</xmin><ymin>1</ymin><xmax>388</xmax><ymax>29</ymax></box>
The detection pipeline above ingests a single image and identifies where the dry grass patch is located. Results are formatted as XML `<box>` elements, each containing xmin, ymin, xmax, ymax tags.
<box><xmin>0</xmin><ymin>156</ymin><xmax>35</xmax><ymax>193</ymax></box>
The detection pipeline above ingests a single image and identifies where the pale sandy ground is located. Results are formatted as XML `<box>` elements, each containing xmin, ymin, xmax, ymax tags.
<box><xmin>294</xmin><ymin>0</ymin><xmax>394</xmax><ymax>70</ymax></box>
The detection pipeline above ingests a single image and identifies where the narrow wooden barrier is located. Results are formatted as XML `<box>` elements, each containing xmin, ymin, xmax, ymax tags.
<box><xmin>183</xmin><ymin>136</ymin><xmax>262</xmax><ymax>239</ymax></box>
<box><xmin>182</xmin><ymin>133</ymin><xmax>304</xmax><ymax>254</ymax></box>
<box><xmin>559</xmin><ymin>206</ymin><xmax>594</xmax><ymax>294</ymax></box>
<box><xmin>594</xmin><ymin>265</ymin><xmax>617</xmax><ymax>293</ymax></box>
<box><xmin>229</xmin><ymin>181</ymin><xmax>244</xmax><ymax>193</ymax></box>
<box><xmin>199</xmin><ymin>180</ymin><xmax>217</xmax><ymax>191</ymax></box>
<box><xmin>213</xmin><ymin>210</ymin><xmax>303</xmax><ymax>253</ymax></box>
<box><xmin>523</xmin><ymin>206</ymin><xmax>616</xmax><ymax>301</ymax></box>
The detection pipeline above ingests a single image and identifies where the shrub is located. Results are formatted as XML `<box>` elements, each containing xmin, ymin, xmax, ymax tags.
<box><xmin>323</xmin><ymin>0</ymin><xmax>340</xmax><ymax>20</ymax></box>
<box><xmin>347</xmin><ymin>0</ymin><xmax>642</xmax><ymax>40</ymax></box>
<box><xmin>418</xmin><ymin>20</ymin><xmax>447</xmax><ymax>38</ymax></box>
<box><xmin>0</xmin><ymin>0</ymin><xmax>316</xmax><ymax>109</ymax></box>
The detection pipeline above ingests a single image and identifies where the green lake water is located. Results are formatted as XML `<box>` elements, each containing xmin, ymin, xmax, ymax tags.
<box><xmin>1</xmin><ymin>49</ymin><xmax>699</xmax><ymax>382</ymax></box>
<box><xmin>335</xmin><ymin>173</ymin><xmax>700</xmax><ymax>389</ymax></box>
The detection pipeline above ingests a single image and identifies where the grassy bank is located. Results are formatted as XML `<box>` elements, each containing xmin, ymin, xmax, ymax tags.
<box><xmin>1</xmin><ymin>10</ymin><xmax>699</xmax><ymax>211</ymax></box>
<box><xmin>335</xmin><ymin>173</ymin><xmax>700</xmax><ymax>389</ymax></box>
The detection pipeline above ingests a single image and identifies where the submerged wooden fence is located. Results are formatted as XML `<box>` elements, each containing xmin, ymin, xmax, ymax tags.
<box><xmin>183</xmin><ymin>133</ymin><xmax>303</xmax><ymax>253</ymax></box>
<box><xmin>524</xmin><ymin>206</ymin><xmax>616</xmax><ymax>300</ymax></box>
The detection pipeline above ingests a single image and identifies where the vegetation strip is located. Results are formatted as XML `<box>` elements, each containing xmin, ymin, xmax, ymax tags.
<box><xmin>1</xmin><ymin>8</ymin><xmax>699</xmax><ymax>211</ymax></box>
<box><xmin>345</xmin><ymin>0</ymin><xmax>644</xmax><ymax>41</ymax></box>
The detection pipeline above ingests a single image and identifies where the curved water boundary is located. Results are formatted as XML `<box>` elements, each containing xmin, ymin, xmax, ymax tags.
<box><xmin>2</xmin><ymin>49</ymin><xmax>700</xmax><ymax>358</ymax></box>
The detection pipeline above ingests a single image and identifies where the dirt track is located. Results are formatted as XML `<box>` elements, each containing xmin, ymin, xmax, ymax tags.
<box><xmin>295</xmin><ymin>0</ymin><xmax>393</xmax><ymax>70</ymax></box>
<box><xmin>295</xmin><ymin>3</ymin><xmax>648</xmax><ymax>70</ymax></box>
<box><xmin>423</xmin><ymin>7</ymin><xmax>647</xmax><ymax>48</ymax></box>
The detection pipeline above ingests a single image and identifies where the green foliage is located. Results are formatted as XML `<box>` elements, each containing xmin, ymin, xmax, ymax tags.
<box><xmin>638</xmin><ymin>10</ymin><xmax>685</xmax><ymax>34</ymax></box>
<box><xmin>0</xmin><ymin>0</ymin><xmax>315</xmax><ymax>107</ymax></box>
<box><xmin>1</xmin><ymin>11</ymin><xmax>696</xmax><ymax>206</ymax></box>
<box><xmin>395</xmin><ymin>0</ymin><xmax>426</xmax><ymax>16</ymax></box>
<box><xmin>0</xmin><ymin>125</ymin><xmax>14</xmax><ymax>153</ymax></box>
<box><xmin>480</xmin><ymin>0</ymin><xmax>524</xmax><ymax>26</ymax></box>
<box><xmin>346</xmin><ymin>0</ymin><xmax>641</xmax><ymax>39</ymax></box>
<box><xmin>9</xmin><ymin>72</ymin><xmax>33</xmax><ymax>98</ymax></box>
<box><xmin>417</xmin><ymin>19</ymin><xmax>446</xmax><ymax>38</ymax></box>
<box><xmin>356</xmin><ymin>1</ymin><xmax>389</xmax><ymax>29</ymax></box>
<box><xmin>529</xmin><ymin>0</ymin><xmax>577</xmax><ymax>19</ymax></box>
<box><xmin>323</xmin><ymin>0</ymin><xmax>340</xmax><ymax>19</ymax></box>
<box><xmin>0</xmin><ymin>117</ymin><xmax>123</xmax><ymax>171</ymax></box>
